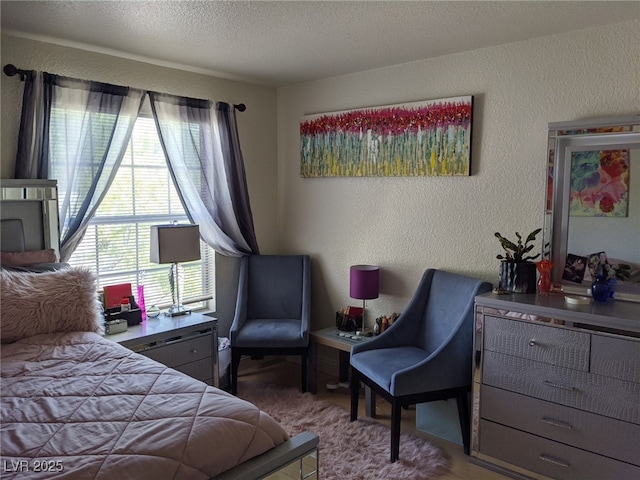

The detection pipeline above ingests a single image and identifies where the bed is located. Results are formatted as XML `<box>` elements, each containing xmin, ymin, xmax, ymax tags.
<box><xmin>0</xmin><ymin>180</ymin><xmax>319</xmax><ymax>480</ymax></box>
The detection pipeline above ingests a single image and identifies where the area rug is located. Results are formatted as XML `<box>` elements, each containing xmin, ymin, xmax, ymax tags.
<box><xmin>238</xmin><ymin>382</ymin><xmax>450</xmax><ymax>480</ymax></box>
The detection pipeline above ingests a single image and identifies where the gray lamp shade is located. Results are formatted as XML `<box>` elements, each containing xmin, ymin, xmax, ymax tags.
<box><xmin>150</xmin><ymin>224</ymin><xmax>201</xmax><ymax>264</ymax></box>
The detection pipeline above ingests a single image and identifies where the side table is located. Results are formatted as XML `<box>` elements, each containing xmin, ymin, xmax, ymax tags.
<box><xmin>106</xmin><ymin>311</ymin><xmax>219</xmax><ymax>387</ymax></box>
<box><xmin>309</xmin><ymin>326</ymin><xmax>376</xmax><ymax>416</ymax></box>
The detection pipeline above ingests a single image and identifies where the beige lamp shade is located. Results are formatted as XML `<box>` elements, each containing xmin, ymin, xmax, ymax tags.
<box><xmin>150</xmin><ymin>224</ymin><xmax>201</xmax><ymax>264</ymax></box>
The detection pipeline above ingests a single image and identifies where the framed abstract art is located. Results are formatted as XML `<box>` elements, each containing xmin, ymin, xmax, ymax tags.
<box><xmin>300</xmin><ymin>96</ymin><xmax>473</xmax><ymax>178</ymax></box>
<box><xmin>569</xmin><ymin>149</ymin><xmax>629</xmax><ymax>217</ymax></box>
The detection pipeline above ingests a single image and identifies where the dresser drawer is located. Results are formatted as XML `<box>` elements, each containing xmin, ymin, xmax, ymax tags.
<box><xmin>174</xmin><ymin>357</ymin><xmax>213</xmax><ymax>384</ymax></box>
<box><xmin>484</xmin><ymin>316</ymin><xmax>590</xmax><ymax>371</ymax></box>
<box><xmin>483</xmin><ymin>351</ymin><xmax>640</xmax><ymax>424</ymax></box>
<box><xmin>481</xmin><ymin>384</ymin><xmax>640</xmax><ymax>465</ymax></box>
<box><xmin>143</xmin><ymin>334</ymin><xmax>212</xmax><ymax>368</ymax></box>
<box><xmin>591</xmin><ymin>334</ymin><xmax>640</xmax><ymax>383</ymax></box>
<box><xmin>480</xmin><ymin>420</ymin><xmax>640</xmax><ymax>480</ymax></box>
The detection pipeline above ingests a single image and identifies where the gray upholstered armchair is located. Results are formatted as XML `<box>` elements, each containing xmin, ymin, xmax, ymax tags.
<box><xmin>350</xmin><ymin>268</ymin><xmax>492</xmax><ymax>462</ymax></box>
<box><xmin>230</xmin><ymin>255</ymin><xmax>311</xmax><ymax>394</ymax></box>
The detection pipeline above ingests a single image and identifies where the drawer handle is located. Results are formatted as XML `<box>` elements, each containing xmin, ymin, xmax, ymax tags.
<box><xmin>543</xmin><ymin>380</ymin><xmax>576</xmax><ymax>392</ymax></box>
<box><xmin>539</xmin><ymin>454</ymin><xmax>570</xmax><ymax>468</ymax></box>
<box><xmin>541</xmin><ymin>417</ymin><xmax>573</xmax><ymax>429</ymax></box>
<box><xmin>529</xmin><ymin>339</ymin><xmax>537</xmax><ymax>346</ymax></box>
<box><xmin>190</xmin><ymin>349</ymin><xmax>198</xmax><ymax>354</ymax></box>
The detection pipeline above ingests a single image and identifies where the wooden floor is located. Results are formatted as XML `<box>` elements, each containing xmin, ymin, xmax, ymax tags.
<box><xmin>237</xmin><ymin>358</ymin><xmax>510</xmax><ymax>480</ymax></box>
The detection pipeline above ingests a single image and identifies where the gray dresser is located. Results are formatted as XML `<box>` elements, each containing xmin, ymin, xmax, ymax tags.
<box><xmin>472</xmin><ymin>293</ymin><xmax>640</xmax><ymax>480</ymax></box>
<box><xmin>107</xmin><ymin>312</ymin><xmax>219</xmax><ymax>387</ymax></box>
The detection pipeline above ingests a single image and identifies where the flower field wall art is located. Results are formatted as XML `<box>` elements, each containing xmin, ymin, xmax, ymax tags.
<box><xmin>569</xmin><ymin>149</ymin><xmax>629</xmax><ymax>217</ymax></box>
<box><xmin>299</xmin><ymin>96</ymin><xmax>473</xmax><ymax>177</ymax></box>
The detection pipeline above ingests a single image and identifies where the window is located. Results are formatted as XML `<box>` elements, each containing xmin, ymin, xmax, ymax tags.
<box><xmin>69</xmin><ymin>116</ymin><xmax>214</xmax><ymax>309</ymax></box>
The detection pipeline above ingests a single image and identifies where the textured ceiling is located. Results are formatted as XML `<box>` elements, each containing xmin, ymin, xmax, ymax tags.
<box><xmin>2</xmin><ymin>1</ymin><xmax>639</xmax><ymax>86</ymax></box>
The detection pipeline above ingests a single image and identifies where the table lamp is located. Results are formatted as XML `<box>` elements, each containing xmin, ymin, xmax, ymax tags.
<box><xmin>150</xmin><ymin>223</ymin><xmax>200</xmax><ymax>316</ymax></box>
<box><xmin>350</xmin><ymin>264</ymin><xmax>380</xmax><ymax>335</ymax></box>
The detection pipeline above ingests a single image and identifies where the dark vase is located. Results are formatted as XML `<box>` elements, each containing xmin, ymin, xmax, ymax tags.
<box><xmin>591</xmin><ymin>274</ymin><xmax>611</xmax><ymax>302</ymax></box>
<box><xmin>499</xmin><ymin>261</ymin><xmax>537</xmax><ymax>293</ymax></box>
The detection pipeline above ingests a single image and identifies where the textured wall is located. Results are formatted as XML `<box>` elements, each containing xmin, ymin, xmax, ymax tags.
<box><xmin>2</xmin><ymin>21</ymin><xmax>639</xmax><ymax>372</ymax></box>
<box><xmin>277</xmin><ymin>20</ymin><xmax>640</xmax><ymax>349</ymax></box>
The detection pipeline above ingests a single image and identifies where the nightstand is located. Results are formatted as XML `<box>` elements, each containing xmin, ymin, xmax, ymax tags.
<box><xmin>309</xmin><ymin>326</ymin><xmax>375</xmax><ymax>416</ymax></box>
<box><xmin>106</xmin><ymin>312</ymin><xmax>219</xmax><ymax>387</ymax></box>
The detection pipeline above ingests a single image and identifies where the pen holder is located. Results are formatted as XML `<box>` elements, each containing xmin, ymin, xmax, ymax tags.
<box><xmin>336</xmin><ymin>311</ymin><xmax>363</xmax><ymax>332</ymax></box>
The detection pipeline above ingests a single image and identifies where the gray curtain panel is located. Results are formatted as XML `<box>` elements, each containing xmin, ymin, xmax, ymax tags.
<box><xmin>149</xmin><ymin>92</ymin><xmax>259</xmax><ymax>256</ymax></box>
<box><xmin>15</xmin><ymin>71</ymin><xmax>50</xmax><ymax>179</ymax></box>
<box><xmin>15</xmin><ymin>72</ymin><xmax>144</xmax><ymax>262</ymax></box>
<box><xmin>14</xmin><ymin>71</ymin><xmax>257</xmax><ymax>260</ymax></box>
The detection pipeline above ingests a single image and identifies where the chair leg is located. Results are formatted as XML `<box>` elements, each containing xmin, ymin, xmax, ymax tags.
<box><xmin>456</xmin><ymin>390</ymin><xmax>471</xmax><ymax>455</ymax></box>
<box><xmin>350</xmin><ymin>369</ymin><xmax>359</xmax><ymax>422</ymax></box>
<box><xmin>365</xmin><ymin>386</ymin><xmax>376</xmax><ymax>418</ymax></box>
<box><xmin>301</xmin><ymin>351</ymin><xmax>308</xmax><ymax>393</ymax></box>
<box><xmin>231</xmin><ymin>350</ymin><xmax>241</xmax><ymax>395</ymax></box>
<box><xmin>390</xmin><ymin>399</ymin><xmax>402</xmax><ymax>463</ymax></box>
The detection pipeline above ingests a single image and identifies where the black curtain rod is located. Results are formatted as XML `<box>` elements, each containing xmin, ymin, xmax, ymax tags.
<box><xmin>3</xmin><ymin>63</ymin><xmax>246</xmax><ymax>112</ymax></box>
<box><xmin>3</xmin><ymin>63</ymin><xmax>29</xmax><ymax>81</ymax></box>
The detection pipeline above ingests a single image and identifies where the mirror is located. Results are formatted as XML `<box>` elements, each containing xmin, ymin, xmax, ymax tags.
<box><xmin>1</xmin><ymin>179</ymin><xmax>61</xmax><ymax>259</ymax></box>
<box><xmin>543</xmin><ymin>115</ymin><xmax>640</xmax><ymax>302</ymax></box>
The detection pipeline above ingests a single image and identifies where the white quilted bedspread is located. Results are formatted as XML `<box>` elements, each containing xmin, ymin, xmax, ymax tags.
<box><xmin>0</xmin><ymin>332</ymin><xmax>288</xmax><ymax>479</ymax></box>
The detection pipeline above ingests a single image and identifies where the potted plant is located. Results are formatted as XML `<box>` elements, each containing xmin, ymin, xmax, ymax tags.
<box><xmin>495</xmin><ymin>228</ymin><xmax>542</xmax><ymax>293</ymax></box>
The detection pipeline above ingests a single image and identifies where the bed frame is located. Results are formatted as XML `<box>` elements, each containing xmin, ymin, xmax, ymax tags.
<box><xmin>0</xmin><ymin>179</ymin><xmax>320</xmax><ymax>480</ymax></box>
<box><xmin>215</xmin><ymin>432</ymin><xmax>318</xmax><ymax>480</ymax></box>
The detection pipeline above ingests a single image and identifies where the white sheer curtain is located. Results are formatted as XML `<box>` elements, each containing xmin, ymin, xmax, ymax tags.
<box><xmin>149</xmin><ymin>93</ymin><xmax>259</xmax><ymax>256</ymax></box>
<box><xmin>15</xmin><ymin>72</ymin><xmax>145</xmax><ymax>261</ymax></box>
<box><xmin>14</xmin><ymin>73</ymin><xmax>256</xmax><ymax>259</ymax></box>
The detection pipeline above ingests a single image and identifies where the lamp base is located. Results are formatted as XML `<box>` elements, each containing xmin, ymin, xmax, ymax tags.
<box><xmin>167</xmin><ymin>262</ymin><xmax>189</xmax><ymax>317</ymax></box>
<box><xmin>164</xmin><ymin>305</ymin><xmax>192</xmax><ymax>317</ymax></box>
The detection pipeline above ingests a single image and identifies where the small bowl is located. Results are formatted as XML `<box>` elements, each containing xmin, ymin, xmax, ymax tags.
<box><xmin>564</xmin><ymin>295</ymin><xmax>591</xmax><ymax>306</ymax></box>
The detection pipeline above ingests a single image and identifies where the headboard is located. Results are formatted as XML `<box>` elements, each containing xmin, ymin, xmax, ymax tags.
<box><xmin>1</xmin><ymin>179</ymin><xmax>61</xmax><ymax>258</ymax></box>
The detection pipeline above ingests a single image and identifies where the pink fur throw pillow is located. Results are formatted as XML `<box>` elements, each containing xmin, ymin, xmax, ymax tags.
<box><xmin>1</xmin><ymin>268</ymin><xmax>103</xmax><ymax>343</ymax></box>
